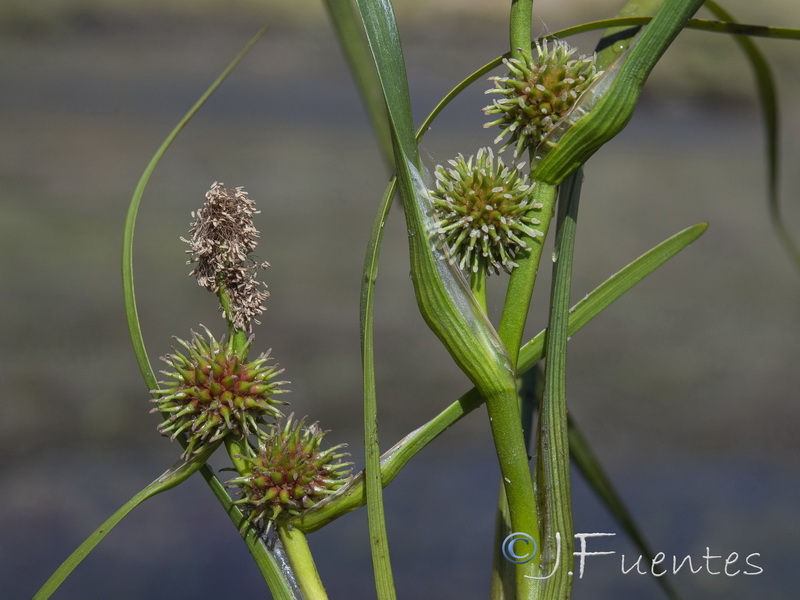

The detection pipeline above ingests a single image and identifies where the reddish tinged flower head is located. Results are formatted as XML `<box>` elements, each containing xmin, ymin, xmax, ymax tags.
<box><xmin>151</xmin><ymin>326</ymin><xmax>289</xmax><ymax>457</ymax></box>
<box><xmin>182</xmin><ymin>182</ymin><xmax>270</xmax><ymax>332</ymax></box>
<box><xmin>229</xmin><ymin>415</ymin><xmax>352</xmax><ymax>530</ymax></box>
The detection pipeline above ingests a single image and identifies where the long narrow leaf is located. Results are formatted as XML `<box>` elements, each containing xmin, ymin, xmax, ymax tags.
<box><xmin>533</xmin><ymin>172</ymin><xmax>583</xmax><ymax>598</ymax></box>
<box><xmin>122</xmin><ymin>26</ymin><xmax>268</xmax><ymax>391</ymax></box>
<box><xmin>34</xmin><ymin>445</ymin><xmax>218</xmax><ymax>599</ymax></box>
<box><xmin>350</xmin><ymin>2</ymin><xmax>408</xmax><ymax>595</ymax></box>
<box><xmin>359</xmin><ymin>178</ymin><xmax>398</xmax><ymax>600</ymax></box>
<box><xmin>703</xmin><ymin>1</ymin><xmax>800</xmax><ymax>270</ymax></box>
<box><xmin>324</xmin><ymin>0</ymin><xmax>394</xmax><ymax>167</ymax></box>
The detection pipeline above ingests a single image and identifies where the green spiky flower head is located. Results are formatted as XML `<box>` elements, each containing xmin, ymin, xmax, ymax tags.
<box><xmin>484</xmin><ymin>40</ymin><xmax>600</xmax><ymax>158</ymax></box>
<box><xmin>429</xmin><ymin>147</ymin><xmax>544</xmax><ymax>275</ymax></box>
<box><xmin>152</xmin><ymin>327</ymin><xmax>289</xmax><ymax>457</ymax></box>
<box><xmin>229</xmin><ymin>416</ymin><xmax>352</xmax><ymax>530</ymax></box>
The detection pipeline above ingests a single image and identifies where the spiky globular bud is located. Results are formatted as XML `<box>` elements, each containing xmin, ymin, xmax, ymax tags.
<box><xmin>484</xmin><ymin>40</ymin><xmax>600</xmax><ymax>158</ymax></box>
<box><xmin>429</xmin><ymin>147</ymin><xmax>544</xmax><ymax>275</ymax></box>
<box><xmin>182</xmin><ymin>182</ymin><xmax>270</xmax><ymax>332</ymax></box>
<box><xmin>152</xmin><ymin>327</ymin><xmax>289</xmax><ymax>457</ymax></box>
<box><xmin>229</xmin><ymin>416</ymin><xmax>352</xmax><ymax>530</ymax></box>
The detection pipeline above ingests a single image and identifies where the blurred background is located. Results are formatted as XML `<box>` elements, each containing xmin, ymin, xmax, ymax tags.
<box><xmin>2</xmin><ymin>1</ymin><xmax>799</xmax><ymax>598</ymax></box>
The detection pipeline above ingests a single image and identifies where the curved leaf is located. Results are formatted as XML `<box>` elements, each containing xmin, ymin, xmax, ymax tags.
<box><xmin>703</xmin><ymin>1</ymin><xmax>800</xmax><ymax>270</ymax></box>
<box><xmin>34</xmin><ymin>445</ymin><xmax>219</xmax><ymax>599</ymax></box>
<box><xmin>323</xmin><ymin>0</ymin><xmax>394</xmax><ymax>168</ymax></box>
<box><xmin>123</xmin><ymin>27</ymin><xmax>269</xmax><ymax>391</ymax></box>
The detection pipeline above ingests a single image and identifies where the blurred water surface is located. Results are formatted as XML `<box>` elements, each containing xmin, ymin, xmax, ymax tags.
<box><xmin>1</xmin><ymin>3</ymin><xmax>799</xmax><ymax>599</ymax></box>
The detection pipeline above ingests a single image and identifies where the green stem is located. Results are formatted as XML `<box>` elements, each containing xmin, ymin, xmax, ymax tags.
<box><xmin>277</xmin><ymin>524</ymin><xmax>328</xmax><ymax>600</ymax></box>
<box><xmin>490</xmin><ymin>369</ymin><xmax>543</xmax><ymax>600</ymax></box>
<box><xmin>534</xmin><ymin>172</ymin><xmax>582</xmax><ymax>598</ymax></box>
<box><xmin>216</xmin><ymin>279</ymin><xmax>234</xmax><ymax>333</ymax></box>
<box><xmin>509</xmin><ymin>0</ymin><xmax>533</xmax><ymax>59</ymax></box>
<box><xmin>217</xmin><ymin>283</ymin><xmax>256</xmax><ymax>475</ymax></box>
<box><xmin>490</xmin><ymin>485</ymin><xmax>514</xmax><ymax>600</ymax></box>
<box><xmin>489</xmin><ymin>182</ymin><xmax>557</xmax><ymax>597</ymax></box>
<box><xmin>214</xmin><ymin>282</ymin><xmax>251</xmax><ymax>357</ymax></box>
<box><xmin>224</xmin><ymin>435</ymin><xmax>253</xmax><ymax>477</ymax></box>
<box><xmin>470</xmin><ymin>267</ymin><xmax>488</xmax><ymax>313</ymax></box>
<box><xmin>498</xmin><ymin>183</ymin><xmax>558</xmax><ymax>367</ymax></box>
<box><xmin>483</xmin><ymin>385</ymin><xmax>540</xmax><ymax>597</ymax></box>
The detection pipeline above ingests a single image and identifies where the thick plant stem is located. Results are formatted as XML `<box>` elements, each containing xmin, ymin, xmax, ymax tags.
<box><xmin>278</xmin><ymin>524</ymin><xmax>328</xmax><ymax>600</ymax></box>
<box><xmin>490</xmin><ymin>485</ymin><xmax>514</xmax><ymax>600</ymax></box>
<box><xmin>498</xmin><ymin>183</ymin><xmax>558</xmax><ymax>366</ymax></box>
<box><xmin>390</xmin><ymin>156</ymin><xmax>540</xmax><ymax>596</ymax></box>
<box><xmin>483</xmin><ymin>385</ymin><xmax>540</xmax><ymax>598</ymax></box>
<box><xmin>490</xmin><ymin>183</ymin><xmax>557</xmax><ymax>599</ymax></box>
<box><xmin>534</xmin><ymin>172</ymin><xmax>583</xmax><ymax>598</ymax></box>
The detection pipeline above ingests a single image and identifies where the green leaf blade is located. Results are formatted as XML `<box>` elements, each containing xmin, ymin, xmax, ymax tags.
<box><xmin>33</xmin><ymin>445</ymin><xmax>218</xmax><ymax>600</ymax></box>
<box><xmin>703</xmin><ymin>1</ymin><xmax>800</xmax><ymax>270</ymax></box>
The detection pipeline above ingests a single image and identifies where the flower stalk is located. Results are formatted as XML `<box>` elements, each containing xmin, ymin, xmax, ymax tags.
<box><xmin>278</xmin><ymin>523</ymin><xmax>329</xmax><ymax>600</ymax></box>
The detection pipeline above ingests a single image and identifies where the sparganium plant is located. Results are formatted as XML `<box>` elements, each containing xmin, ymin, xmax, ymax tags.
<box><xmin>37</xmin><ymin>2</ymin><xmax>798</xmax><ymax>600</ymax></box>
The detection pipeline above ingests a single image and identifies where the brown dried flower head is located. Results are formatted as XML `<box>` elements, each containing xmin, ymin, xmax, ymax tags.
<box><xmin>183</xmin><ymin>182</ymin><xmax>270</xmax><ymax>331</ymax></box>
